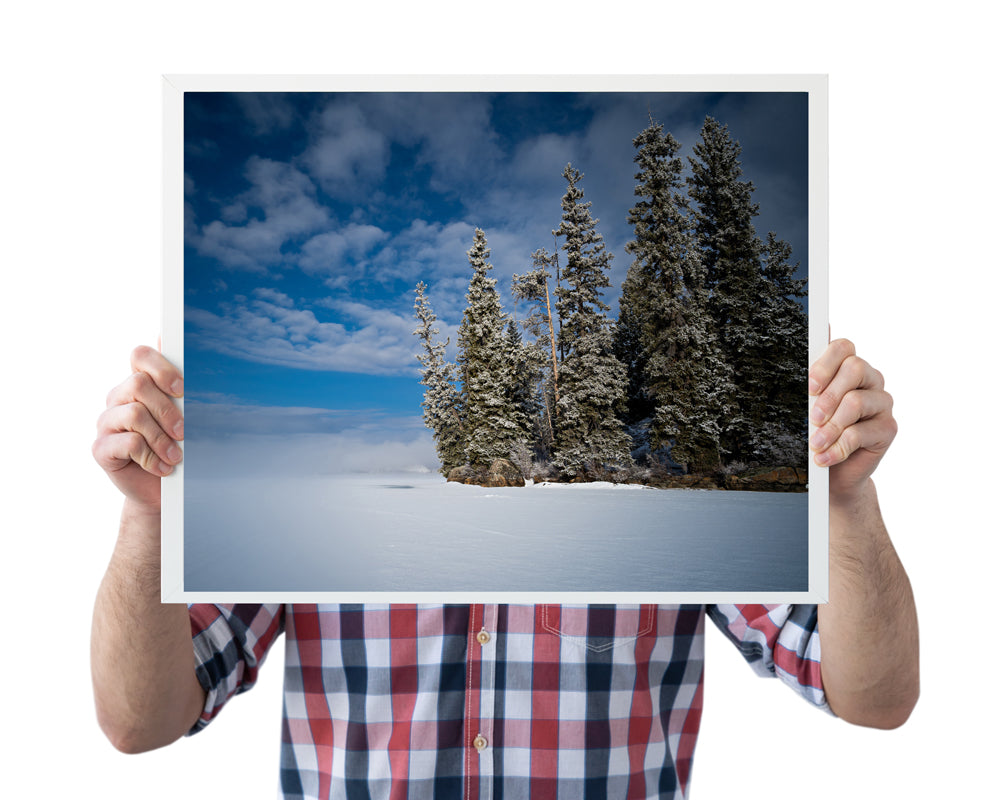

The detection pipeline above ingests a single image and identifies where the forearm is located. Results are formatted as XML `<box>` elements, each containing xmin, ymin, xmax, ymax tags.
<box><xmin>818</xmin><ymin>480</ymin><xmax>919</xmax><ymax>728</ymax></box>
<box><xmin>91</xmin><ymin>499</ymin><xmax>206</xmax><ymax>753</ymax></box>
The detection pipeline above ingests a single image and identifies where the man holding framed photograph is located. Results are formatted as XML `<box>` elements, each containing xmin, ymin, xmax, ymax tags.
<box><xmin>91</xmin><ymin>337</ymin><xmax>917</xmax><ymax>799</ymax></box>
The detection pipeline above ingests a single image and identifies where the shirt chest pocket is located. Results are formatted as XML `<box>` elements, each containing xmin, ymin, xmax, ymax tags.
<box><xmin>540</xmin><ymin>604</ymin><xmax>656</xmax><ymax>653</ymax></box>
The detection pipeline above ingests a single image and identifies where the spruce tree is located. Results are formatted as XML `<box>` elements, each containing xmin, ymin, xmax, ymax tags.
<box><xmin>754</xmin><ymin>232</ymin><xmax>808</xmax><ymax>466</ymax></box>
<box><xmin>456</xmin><ymin>228</ymin><xmax>521</xmax><ymax>468</ymax></box>
<box><xmin>687</xmin><ymin>116</ymin><xmax>807</xmax><ymax>465</ymax></box>
<box><xmin>552</xmin><ymin>164</ymin><xmax>632</xmax><ymax>476</ymax></box>
<box><xmin>622</xmin><ymin>122</ymin><xmax>734</xmax><ymax>473</ymax></box>
<box><xmin>412</xmin><ymin>282</ymin><xmax>464</xmax><ymax>474</ymax></box>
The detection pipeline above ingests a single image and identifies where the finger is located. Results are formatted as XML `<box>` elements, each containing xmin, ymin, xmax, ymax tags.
<box><xmin>106</xmin><ymin>370</ymin><xmax>185</xmax><ymax>441</ymax></box>
<box><xmin>809</xmin><ymin>354</ymin><xmax>885</xmax><ymax>428</ymax></box>
<box><xmin>813</xmin><ymin>416</ymin><xmax>897</xmax><ymax>468</ymax></box>
<box><xmin>97</xmin><ymin>402</ymin><xmax>184</xmax><ymax>467</ymax></box>
<box><xmin>808</xmin><ymin>338</ymin><xmax>856</xmax><ymax>396</ymax></box>
<box><xmin>129</xmin><ymin>344</ymin><xmax>184</xmax><ymax>398</ymax></box>
<box><xmin>810</xmin><ymin>387</ymin><xmax>893</xmax><ymax>454</ymax></box>
<box><xmin>93</xmin><ymin>430</ymin><xmax>176</xmax><ymax>477</ymax></box>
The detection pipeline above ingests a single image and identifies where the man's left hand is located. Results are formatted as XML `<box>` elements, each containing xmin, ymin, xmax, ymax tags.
<box><xmin>808</xmin><ymin>338</ymin><xmax>897</xmax><ymax>505</ymax></box>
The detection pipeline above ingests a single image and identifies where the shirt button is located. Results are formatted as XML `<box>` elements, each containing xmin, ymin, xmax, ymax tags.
<box><xmin>473</xmin><ymin>734</ymin><xmax>488</xmax><ymax>752</ymax></box>
<box><xmin>476</xmin><ymin>629</ymin><xmax>491</xmax><ymax>645</ymax></box>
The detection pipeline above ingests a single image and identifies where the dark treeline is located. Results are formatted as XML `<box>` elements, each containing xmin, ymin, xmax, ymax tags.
<box><xmin>414</xmin><ymin>116</ymin><xmax>807</xmax><ymax>484</ymax></box>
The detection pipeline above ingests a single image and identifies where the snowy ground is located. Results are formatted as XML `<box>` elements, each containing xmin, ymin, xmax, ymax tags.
<box><xmin>184</xmin><ymin>472</ymin><xmax>807</xmax><ymax>593</ymax></box>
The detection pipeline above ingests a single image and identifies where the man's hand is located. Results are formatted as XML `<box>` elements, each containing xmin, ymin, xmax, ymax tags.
<box><xmin>91</xmin><ymin>345</ymin><xmax>203</xmax><ymax>754</ymax></box>
<box><xmin>809</xmin><ymin>338</ymin><xmax>918</xmax><ymax>729</ymax></box>
<box><xmin>808</xmin><ymin>338</ymin><xmax>897</xmax><ymax>506</ymax></box>
<box><xmin>92</xmin><ymin>345</ymin><xmax>184</xmax><ymax>514</ymax></box>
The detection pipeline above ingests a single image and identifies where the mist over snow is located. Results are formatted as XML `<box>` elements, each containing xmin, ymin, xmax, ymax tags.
<box><xmin>183</xmin><ymin>395</ymin><xmax>438</xmax><ymax>477</ymax></box>
<box><xmin>186</xmin><ymin>433</ymin><xmax>437</xmax><ymax>479</ymax></box>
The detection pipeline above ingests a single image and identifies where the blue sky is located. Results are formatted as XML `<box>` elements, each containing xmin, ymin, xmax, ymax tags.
<box><xmin>183</xmin><ymin>90</ymin><xmax>808</xmax><ymax>470</ymax></box>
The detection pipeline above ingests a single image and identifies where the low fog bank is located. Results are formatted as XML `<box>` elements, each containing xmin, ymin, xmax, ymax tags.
<box><xmin>183</xmin><ymin>432</ymin><xmax>439</xmax><ymax>478</ymax></box>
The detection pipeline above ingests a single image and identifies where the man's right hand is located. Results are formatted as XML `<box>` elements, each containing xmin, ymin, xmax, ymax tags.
<box><xmin>91</xmin><ymin>345</ymin><xmax>205</xmax><ymax>754</ymax></box>
<box><xmin>92</xmin><ymin>345</ymin><xmax>185</xmax><ymax>515</ymax></box>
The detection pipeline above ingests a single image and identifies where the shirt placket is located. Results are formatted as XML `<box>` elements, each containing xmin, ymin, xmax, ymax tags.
<box><xmin>465</xmin><ymin>603</ymin><xmax>499</xmax><ymax>800</ymax></box>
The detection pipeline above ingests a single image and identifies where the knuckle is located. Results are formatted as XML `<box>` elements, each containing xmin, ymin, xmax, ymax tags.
<box><xmin>130</xmin><ymin>344</ymin><xmax>154</xmax><ymax>366</ymax></box>
<box><xmin>831</xmin><ymin>338</ymin><xmax>855</xmax><ymax>360</ymax></box>
<box><xmin>123</xmin><ymin>401</ymin><xmax>145</xmax><ymax>428</ymax></box>
<box><xmin>126</xmin><ymin>370</ymin><xmax>151</xmax><ymax>398</ymax></box>
<box><xmin>817</xmin><ymin>388</ymin><xmax>838</xmax><ymax>416</ymax></box>
<box><xmin>844</xmin><ymin>355</ymin><xmax>867</xmax><ymax>381</ymax></box>
<box><xmin>842</xmin><ymin>390</ymin><xmax>864</xmax><ymax>418</ymax></box>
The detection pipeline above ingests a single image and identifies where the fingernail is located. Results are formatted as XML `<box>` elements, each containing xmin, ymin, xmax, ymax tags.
<box><xmin>808</xmin><ymin>378</ymin><xmax>821</xmax><ymax>395</ymax></box>
<box><xmin>815</xmin><ymin>451</ymin><xmax>833</xmax><ymax>466</ymax></box>
<box><xmin>173</xmin><ymin>419</ymin><xmax>184</xmax><ymax>438</ymax></box>
<box><xmin>158</xmin><ymin>461</ymin><xmax>174</xmax><ymax>475</ymax></box>
<box><xmin>809</xmin><ymin>405</ymin><xmax>825</xmax><ymax>425</ymax></box>
<box><xmin>171</xmin><ymin>378</ymin><xmax>184</xmax><ymax>396</ymax></box>
<box><xmin>810</xmin><ymin>430</ymin><xmax>827</xmax><ymax>450</ymax></box>
<box><xmin>167</xmin><ymin>444</ymin><xmax>182</xmax><ymax>462</ymax></box>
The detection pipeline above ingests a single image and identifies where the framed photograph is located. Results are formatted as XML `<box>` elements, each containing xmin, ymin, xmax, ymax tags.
<box><xmin>162</xmin><ymin>75</ymin><xmax>828</xmax><ymax>603</ymax></box>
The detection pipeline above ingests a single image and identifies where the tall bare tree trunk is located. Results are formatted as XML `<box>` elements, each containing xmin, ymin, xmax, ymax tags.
<box><xmin>543</xmin><ymin>278</ymin><xmax>559</xmax><ymax>415</ymax></box>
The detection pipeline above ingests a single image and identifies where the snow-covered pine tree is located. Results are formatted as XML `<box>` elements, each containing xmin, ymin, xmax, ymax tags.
<box><xmin>512</xmin><ymin>248</ymin><xmax>560</xmax><ymax>455</ymax></box>
<box><xmin>456</xmin><ymin>228</ymin><xmax>521</xmax><ymax>468</ymax></box>
<box><xmin>412</xmin><ymin>281</ymin><xmax>464</xmax><ymax>475</ymax></box>
<box><xmin>551</xmin><ymin>164</ymin><xmax>632</xmax><ymax>476</ymax></box>
<box><xmin>623</xmin><ymin>121</ymin><xmax>734</xmax><ymax>474</ymax></box>
<box><xmin>687</xmin><ymin>116</ymin><xmax>807</xmax><ymax>465</ymax></box>
<box><xmin>503</xmin><ymin>317</ymin><xmax>541</xmax><ymax>459</ymax></box>
<box><xmin>754</xmin><ymin>232</ymin><xmax>808</xmax><ymax>466</ymax></box>
<box><xmin>614</xmin><ymin>265</ymin><xmax>655</xmax><ymax>427</ymax></box>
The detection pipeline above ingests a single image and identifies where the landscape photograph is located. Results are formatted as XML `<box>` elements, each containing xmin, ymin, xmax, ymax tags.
<box><xmin>180</xmin><ymin>85</ymin><xmax>815</xmax><ymax>594</ymax></box>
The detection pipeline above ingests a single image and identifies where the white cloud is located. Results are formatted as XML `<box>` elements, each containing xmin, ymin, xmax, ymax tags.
<box><xmin>365</xmin><ymin>93</ymin><xmax>503</xmax><ymax>195</ymax></box>
<box><xmin>251</xmin><ymin>287</ymin><xmax>295</xmax><ymax>307</ymax></box>
<box><xmin>186</xmin><ymin>293</ymin><xmax>425</xmax><ymax>376</ymax></box>
<box><xmin>300</xmin><ymin>102</ymin><xmax>390</xmax><ymax>196</ymax></box>
<box><xmin>234</xmin><ymin>93</ymin><xmax>297</xmax><ymax>136</ymax></box>
<box><xmin>298</xmin><ymin>223</ymin><xmax>390</xmax><ymax>284</ymax></box>
<box><xmin>190</xmin><ymin>156</ymin><xmax>330</xmax><ymax>271</ymax></box>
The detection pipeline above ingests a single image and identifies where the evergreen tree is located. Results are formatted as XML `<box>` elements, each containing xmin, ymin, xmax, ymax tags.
<box><xmin>754</xmin><ymin>232</ymin><xmax>808</xmax><ymax>466</ymax></box>
<box><xmin>622</xmin><ymin>122</ymin><xmax>734</xmax><ymax>473</ymax></box>
<box><xmin>412</xmin><ymin>282</ymin><xmax>464</xmax><ymax>474</ymax></box>
<box><xmin>503</xmin><ymin>317</ymin><xmax>541</xmax><ymax>455</ymax></box>
<box><xmin>614</xmin><ymin>265</ymin><xmax>655</xmax><ymax>427</ymax></box>
<box><xmin>552</xmin><ymin>164</ymin><xmax>632</xmax><ymax>475</ymax></box>
<box><xmin>687</xmin><ymin>116</ymin><xmax>807</xmax><ymax>464</ymax></box>
<box><xmin>512</xmin><ymin>248</ymin><xmax>560</xmax><ymax>452</ymax></box>
<box><xmin>456</xmin><ymin>228</ymin><xmax>521</xmax><ymax>467</ymax></box>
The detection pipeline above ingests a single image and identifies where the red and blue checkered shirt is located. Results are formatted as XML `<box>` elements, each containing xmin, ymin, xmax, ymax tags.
<box><xmin>189</xmin><ymin>604</ymin><xmax>828</xmax><ymax>799</ymax></box>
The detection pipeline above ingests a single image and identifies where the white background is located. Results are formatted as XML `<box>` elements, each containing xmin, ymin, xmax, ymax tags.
<box><xmin>1</xmin><ymin>2</ymin><xmax>994</xmax><ymax>797</ymax></box>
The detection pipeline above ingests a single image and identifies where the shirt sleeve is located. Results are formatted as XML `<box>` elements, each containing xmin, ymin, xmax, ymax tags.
<box><xmin>707</xmin><ymin>603</ymin><xmax>832</xmax><ymax>714</ymax></box>
<box><xmin>186</xmin><ymin>603</ymin><xmax>285</xmax><ymax>734</ymax></box>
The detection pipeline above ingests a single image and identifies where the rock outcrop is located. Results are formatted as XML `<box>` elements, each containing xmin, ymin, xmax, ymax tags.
<box><xmin>446</xmin><ymin>458</ymin><xmax>526</xmax><ymax>488</ymax></box>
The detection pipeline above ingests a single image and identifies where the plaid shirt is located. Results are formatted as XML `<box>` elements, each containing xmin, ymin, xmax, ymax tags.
<box><xmin>190</xmin><ymin>604</ymin><xmax>828</xmax><ymax>799</ymax></box>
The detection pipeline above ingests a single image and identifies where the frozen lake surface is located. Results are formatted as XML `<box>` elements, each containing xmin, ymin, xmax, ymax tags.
<box><xmin>184</xmin><ymin>472</ymin><xmax>807</xmax><ymax>593</ymax></box>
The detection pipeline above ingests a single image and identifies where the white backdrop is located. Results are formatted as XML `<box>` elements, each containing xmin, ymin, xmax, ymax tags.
<box><xmin>2</xmin><ymin>2</ymin><xmax>994</xmax><ymax>797</ymax></box>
